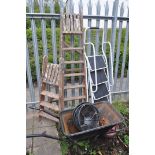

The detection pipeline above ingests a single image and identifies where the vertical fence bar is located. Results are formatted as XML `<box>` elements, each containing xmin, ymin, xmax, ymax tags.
<box><xmin>120</xmin><ymin>8</ymin><xmax>129</xmax><ymax>91</ymax></box>
<box><xmin>87</xmin><ymin>0</ymin><xmax>92</xmax><ymax>55</ymax></box>
<box><xmin>113</xmin><ymin>2</ymin><xmax>124</xmax><ymax>91</ymax></box>
<box><xmin>126</xmin><ymin>66</ymin><xmax>129</xmax><ymax>90</ymax></box>
<box><xmin>28</xmin><ymin>0</ymin><xmax>41</xmax><ymax>93</ymax></box>
<box><xmin>26</xmin><ymin>42</ymin><xmax>35</xmax><ymax>102</ymax></box>
<box><xmin>39</xmin><ymin>0</ymin><xmax>48</xmax><ymax>56</ymax></box>
<box><xmin>103</xmin><ymin>0</ymin><xmax>109</xmax><ymax>53</ymax></box>
<box><xmin>95</xmin><ymin>0</ymin><xmax>101</xmax><ymax>54</ymax></box>
<box><xmin>111</xmin><ymin>0</ymin><xmax>119</xmax><ymax>66</ymax></box>
<box><xmin>59</xmin><ymin>0</ymin><xmax>64</xmax><ymax>14</ymax></box>
<box><xmin>110</xmin><ymin>0</ymin><xmax>119</xmax><ymax>94</ymax></box>
<box><xmin>50</xmin><ymin>0</ymin><xmax>57</xmax><ymax>64</ymax></box>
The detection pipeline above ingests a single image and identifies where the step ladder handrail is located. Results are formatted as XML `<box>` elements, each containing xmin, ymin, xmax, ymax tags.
<box><xmin>84</xmin><ymin>42</ymin><xmax>98</xmax><ymax>93</ymax></box>
<box><xmin>83</xmin><ymin>27</ymin><xmax>99</xmax><ymax>93</ymax></box>
<box><xmin>101</xmin><ymin>41</ymin><xmax>114</xmax><ymax>86</ymax></box>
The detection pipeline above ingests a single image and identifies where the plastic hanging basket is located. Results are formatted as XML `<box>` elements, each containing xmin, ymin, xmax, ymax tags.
<box><xmin>73</xmin><ymin>102</ymin><xmax>100</xmax><ymax>131</ymax></box>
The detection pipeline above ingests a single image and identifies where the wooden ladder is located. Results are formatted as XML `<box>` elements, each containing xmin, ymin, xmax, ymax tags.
<box><xmin>59</xmin><ymin>13</ymin><xmax>87</xmax><ymax>110</ymax></box>
<box><xmin>39</xmin><ymin>55</ymin><xmax>60</xmax><ymax>122</ymax></box>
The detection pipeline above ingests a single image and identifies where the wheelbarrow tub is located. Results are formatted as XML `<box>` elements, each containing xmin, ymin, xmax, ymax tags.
<box><xmin>59</xmin><ymin>102</ymin><xmax>124</xmax><ymax>139</ymax></box>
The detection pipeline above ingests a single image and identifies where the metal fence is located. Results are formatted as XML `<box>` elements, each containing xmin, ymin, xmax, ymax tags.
<box><xmin>26</xmin><ymin>0</ymin><xmax>129</xmax><ymax>103</ymax></box>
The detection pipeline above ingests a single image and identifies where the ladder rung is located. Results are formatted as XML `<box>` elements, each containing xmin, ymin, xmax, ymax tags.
<box><xmin>40</xmin><ymin>101</ymin><xmax>60</xmax><ymax>112</ymax></box>
<box><xmin>64</xmin><ymin>96</ymin><xmax>86</xmax><ymax>101</ymax></box>
<box><xmin>64</xmin><ymin>73</ymin><xmax>85</xmax><ymax>77</ymax></box>
<box><xmin>65</xmin><ymin>68</ymin><xmax>83</xmax><ymax>72</ymax></box>
<box><xmin>39</xmin><ymin>111</ymin><xmax>59</xmax><ymax>123</ymax></box>
<box><xmin>62</xmin><ymin>47</ymin><xmax>83</xmax><ymax>51</ymax></box>
<box><xmin>64</xmin><ymin>84</ymin><xmax>85</xmax><ymax>89</ymax></box>
<box><xmin>41</xmin><ymin>91</ymin><xmax>59</xmax><ymax>100</ymax></box>
<box><xmin>63</xmin><ymin>31</ymin><xmax>83</xmax><ymax>35</ymax></box>
<box><xmin>64</xmin><ymin>61</ymin><xmax>84</xmax><ymax>64</ymax></box>
<box><xmin>42</xmin><ymin>80</ymin><xmax>58</xmax><ymax>86</ymax></box>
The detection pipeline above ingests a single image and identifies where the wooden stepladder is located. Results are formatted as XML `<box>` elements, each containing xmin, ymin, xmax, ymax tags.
<box><xmin>59</xmin><ymin>13</ymin><xmax>87</xmax><ymax>110</ymax></box>
<box><xmin>39</xmin><ymin>13</ymin><xmax>87</xmax><ymax>121</ymax></box>
<box><xmin>39</xmin><ymin>56</ymin><xmax>60</xmax><ymax>122</ymax></box>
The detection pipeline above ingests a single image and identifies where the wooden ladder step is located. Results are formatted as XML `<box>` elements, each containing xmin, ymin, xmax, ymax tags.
<box><xmin>64</xmin><ymin>73</ymin><xmax>85</xmax><ymax>77</ymax></box>
<box><xmin>64</xmin><ymin>84</ymin><xmax>85</xmax><ymax>89</ymax></box>
<box><xmin>62</xmin><ymin>47</ymin><xmax>83</xmax><ymax>51</ymax></box>
<box><xmin>64</xmin><ymin>61</ymin><xmax>84</xmax><ymax>64</ymax></box>
<box><xmin>39</xmin><ymin>111</ymin><xmax>59</xmax><ymax>123</ymax></box>
<box><xmin>65</xmin><ymin>68</ymin><xmax>83</xmax><ymax>72</ymax></box>
<box><xmin>64</xmin><ymin>96</ymin><xmax>86</xmax><ymax>101</ymax></box>
<box><xmin>40</xmin><ymin>101</ymin><xmax>60</xmax><ymax>112</ymax></box>
<box><xmin>41</xmin><ymin>90</ymin><xmax>59</xmax><ymax>100</ymax></box>
<box><xmin>42</xmin><ymin>80</ymin><xmax>59</xmax><ymax>86</ymax></box>
<box><xmin>63</xmin><ymin>31</ymin><xmax>83</xmax><ymax>35</ymax></box>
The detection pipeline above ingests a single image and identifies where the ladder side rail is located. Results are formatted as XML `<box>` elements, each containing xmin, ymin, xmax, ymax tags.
<box><xmin>101</xmin><ymin>42</ymin><xmax>114</xmax><ymax>86</ymax></box>
<box><xmin>101</xmin><ymin>41</ymin><xmax>113</xmax><ymax>103</ymax></box>
<box><xmin>84</xmin><ymin>28</ymin><xmax>98</xmax><ymax>93</ymax></box>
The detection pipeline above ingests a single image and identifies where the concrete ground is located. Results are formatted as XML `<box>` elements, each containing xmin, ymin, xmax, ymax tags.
<box><xmin>26</xmin><ymin>110</ymin><xmax>61</xmax><ymax>155</ymax></box>
<box><xmin>26</xmin><ymin>78</ymin><xmax>128</xmax><ymax>155</ymax></box>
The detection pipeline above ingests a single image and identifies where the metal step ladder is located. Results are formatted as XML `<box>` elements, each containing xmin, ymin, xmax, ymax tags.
<box><xmin>84</xmin><ymin>27</ymin><xmax>114</xmax><ymax>103</ymax></box>
<box><xmin>59</xmin><ymin>13</ymin><xmax>87</xmax><ymax>110</ymax></box>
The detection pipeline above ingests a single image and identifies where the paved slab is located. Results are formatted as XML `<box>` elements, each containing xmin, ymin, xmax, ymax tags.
<box><xmin>26</xmin><ymin>111</ymin><xmax>61</xmax><ymax>155</ymax></box>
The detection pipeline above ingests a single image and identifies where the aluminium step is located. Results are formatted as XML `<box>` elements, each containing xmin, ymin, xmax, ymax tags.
<box><xmin>88</xmin><ymin>55</ymin><xmax>106</xmax><ymax>70</ymax></box>
<box><xmin>94</xmin><ymin>96</ymin><xmax>109</xmax><ymax>102</ymax></box>
<box><xmin>90</xmin><ymin>69</ymin><xmax>108</xmax><ymax>85</ymax></box>
<box><xmin>92</xmin><ymin>83</ymin><xmax>109</xmax><ymax>99</ymax></box>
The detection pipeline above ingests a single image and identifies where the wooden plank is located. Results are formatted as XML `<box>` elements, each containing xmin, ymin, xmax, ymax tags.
<box><xmin>64</xmin><ymin>73</ymin><xmax>85</xmax><ymax>77</ymax></box>
<box><xmin>64</xmin><ymin>84</ymin><xmax>85</xmax><ymax>89</ymax></box>
<box><xmin>63</xmin><ymin>14</ymin><xmax>66</xmax><ymax>32</ymax></box>
<box><xmin>52</xmin><ymin>65</ymin><xmax>59</xmax><ymax>85</ymax></box>
<box><xmin>64</xmin><ymin>96</ymin><xmax>86</xmax><ymax>101</ymax></box>
<box><xmin>63</xmin><ymin>31</ymin><xmax>82</xmax><ymax>34</ymax></box>
<box><xmin>39</xmin><ymin>111</ymin><xmax>59</xmax><ymax>123</ymax></box>
<box><xmin>41</xmin><ymin>90</ymin><xmax>59</xmax><ymax>99</ymax></box>
<box><xmin>65</xmin><ymin>68</ymin><xmax>83</xmax><ymax>72</ymax></box>
<box><xmin>42</xmin><ymin>80</ymin><xmax>59</xmax><ymax>86</ymax></box>
<box><xmin>46</xmin><ymin>63</ymin><xmax>53</xmax><ymax>81</ymax></box>
<box><xmin>40</xmin><ymin>101</ymin><xmax>60</xmax><ymax>112</ymax></box>
<box><xmin>64</xmin><ymin>61</ymin><xmax>84</xmax><ymax>64</ymax></box>
<box><xmin>66</xmin><ymin>14</ymin><xmax>70</xmax><ymax>32</ymax></box>
<box><xmin>49</xmin><ymin>64</ymin><xmax>56</xmax><ymax>83</ymax></box>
